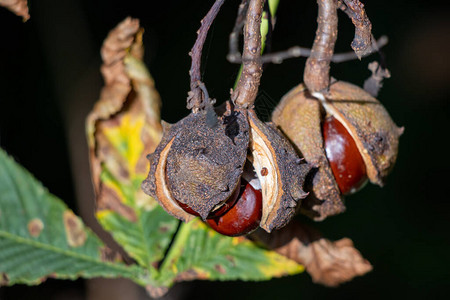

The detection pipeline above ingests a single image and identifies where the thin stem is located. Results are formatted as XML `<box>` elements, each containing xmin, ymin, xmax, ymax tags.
<box><xmin>337</xmin><ymin>0</ymin><xmax>373</xmax><ymax>59</ymax></box>
<box><xmin>187</xmin><ymin>0</ymin><xmax>225</xmax><ymax>111</ymax></box>
<box><xmin>228</xmin><ymin>35</ymin><xmax>387</xmax><ymax>65</ymax></box>
<box><xmin>227</xmin><ymin>0</ymin><xmax>249</xmax><ymax>63</ymax></box>
<box><xmin>230</xmin><ymin>0</ymin><xmax>279</xmax><ymax>89</ymax></box>
<box><xmin>304</xmin><ymin>0</ymin><xmax>338</xmax><ymax>93</ymax></box>
<box><xmin>231</xmin><ymin>0</ymin><xmax>265</xmax><ymax>109</ymax></box>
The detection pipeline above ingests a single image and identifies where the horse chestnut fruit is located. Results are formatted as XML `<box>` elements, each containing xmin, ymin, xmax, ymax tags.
<box><xmin>272</xmin><ymin>81</ymin><xmax>403</xmax><ymax>220</ymax></box>
<box><xmin>142</xmin><ymin>0</ymin><xmax>311</xmax><ymax>234</ymax></box>
<box><xmin>206</xmin><ymin>179</ymin><xmax>262</xmax><ymax>236</ymax></box>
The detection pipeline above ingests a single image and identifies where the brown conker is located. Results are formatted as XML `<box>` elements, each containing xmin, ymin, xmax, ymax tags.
<box><xmin>206</xmin><ymin>179</ymin><xmax>262</xmax><ymax>237</ymax></box>
<box><xmin>323</xmin><ymin>116</ymin><xmax>367</xmax><ymax>195</ymax></box>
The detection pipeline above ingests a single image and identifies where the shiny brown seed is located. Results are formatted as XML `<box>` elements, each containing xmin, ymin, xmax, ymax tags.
<box><xmin>323</xmin><ymin>116</ymin><xmax>368</xmax><ymax>195</ymax></box>
<box><xmin>206</xmin><ymin>179</ymin><xmax>262</xmax><ymax>236</ymax></box>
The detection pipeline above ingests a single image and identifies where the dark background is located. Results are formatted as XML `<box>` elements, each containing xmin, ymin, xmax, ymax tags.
<box><xmin>1</xmin><ymin>0</ymin><xmax>449</xmax><ymax>299</ymax></box>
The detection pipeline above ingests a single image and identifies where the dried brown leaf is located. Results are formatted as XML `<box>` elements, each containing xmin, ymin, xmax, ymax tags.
<box><xmin>86</xmin><ymin>17</ymin><xmax>163</xmax><ymax>218</ymax></box>
<box><xmin>0</xmin><ymin>0</ymin><xmax>29</xmax><ymax>21</ymax></box>
<box><xmin>253</xmin><ymin>220</ymin><xmax>372</xmax><ymax>287</ymax></box>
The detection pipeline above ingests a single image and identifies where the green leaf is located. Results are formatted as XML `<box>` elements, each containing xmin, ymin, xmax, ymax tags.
<box><xmin>157</xmin><ymin>219</ymin><xmax>304</xmax><ymax>287</ymax></box>
<box><xmin>96</xmin><ymin>169</ymin><xmax>179</xmax><ymax>271</ymax></box>
<box><xmin>0</xmin><ymin>149</ymin><xmax>145</xmax><ymax>285</ymax></box>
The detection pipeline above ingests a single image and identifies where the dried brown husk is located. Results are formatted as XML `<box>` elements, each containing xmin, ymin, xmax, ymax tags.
<box><xmin>143</xmin><ymin>104</ymin><xmax>311</xmax><ymax>233</ymax></box>
<box><xmin>142</xmin><ymin>107</ymin><xmax>249</xmax><ymax>221</ymax></box>
<box><xmin>272</xmin><ymin>81</ymin><xmax>402</xmax><ymax>220</ymax></box>
<box><xmin>272</xmin><ymin>85</ymin><xmax>344</xmax><ymax>220</ymax></box>
<box><xmin>247</xmin><ymin>109</ymin><xmax>311</xmax><ymax>232</ymax></box>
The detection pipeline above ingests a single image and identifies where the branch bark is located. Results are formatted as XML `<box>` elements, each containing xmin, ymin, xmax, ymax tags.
<box><xmin>231</xmin><ymin>0</ymin><xmax>265</xmax><ymax>108</ymax></box>
<box><xmin>338</xmin><ymin>0</ymin><xmax>373</xmax><ymax>59</ymax></box>
<box><xmin>187</xmin><ymin>0</ymin><xmax>226</xmax><ymax>111</ymax></box>
<box><xmin>304</xmin><ymin>0</ymin><xmax>338</xmax><ymax>93</ymax></box>
<box><xmin>227</xmin><ymin>36</ymin><xmax>387</xmax><ymax>64</ymax></box>
<box><xmin>227</xmin><ymin>0</ymin><xmax>249</xmax><ymax>63</ymax></box>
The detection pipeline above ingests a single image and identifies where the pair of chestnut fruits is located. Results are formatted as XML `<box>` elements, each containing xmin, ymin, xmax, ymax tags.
<box><xmin>141</xmin><ymin>0</ymin><xmax>402</xmax><ymax>237</ymax></box>
<box><xmin>143</xmin><ymin>78</ymin><xmax>402</xmax><ymax>237</ymax></box>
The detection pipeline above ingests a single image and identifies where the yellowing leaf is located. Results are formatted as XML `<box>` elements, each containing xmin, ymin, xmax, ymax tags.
<box><xmin>101</xmin><ymin>114</ymin><xmax>146</xmax><ymax>177</ymax></box>
<box><xmin>156</xmin><ymin>219</ymin><xmax>304</xmax><ymax>288</ymax></box>
<box><xmin>86</xmin><ymin>17</ymin><xmax>178</xmax><ymax>275</ymax></box>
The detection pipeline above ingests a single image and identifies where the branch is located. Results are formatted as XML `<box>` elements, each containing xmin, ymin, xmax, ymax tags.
<box><xmin>304</xmin><ymin>0</ymin><xmax>338</xmax><ymax>93</ymax></box>
<box><xmin>227</xmin><ymin>35</ymin><xmax>387</xmax><ymax>64</ymax></box>
<box><xmin>227</xmin><ymin>0</ymin><xmax>249</xmax><ymax>64</ymax></box>
<box><xmin>231</xmin><ymin>0</ymin><xmax>265</xmax><ymax>109</ymax></box>
<box><xmin>338</xmin><ymin>0</ymin><xmax>373</xmax><ymax>59</ymax></box>
<box><xmin>187</xmin><ymin>0</ymin><xmax>225</xmax><ymax>111</ymax></box>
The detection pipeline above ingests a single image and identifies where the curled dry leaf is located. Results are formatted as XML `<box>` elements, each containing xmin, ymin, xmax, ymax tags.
<box><xmin>0</xmin><ymin>0</ymin><xmax>29</xmax><ymax>21</ymax></box>
<box><xmin>253</xmin><ymin>220</ymin><xmax>373</xmax><ymax>287</ymax></box>
<box><xmin>86</xmin><ymin>17</ymin><xmax>162</xmax><ymax>219</ymax></box>
<box><xmin>86</xmin><ymin>18</ymin><xmax>184</xmax><ymax>285</ymax></box>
